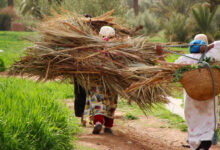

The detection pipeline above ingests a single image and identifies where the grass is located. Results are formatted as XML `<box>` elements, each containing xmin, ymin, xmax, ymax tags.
<box><xmin>0</xmin><ymin>31</ymin><xmax>33</xmax><ymax>68</ymax></box>
<box><xmin>75</xmin><ymin>145</ymin><xmax>97</xmax><ymax>150</ymax></box>
<box><xmin>0</xmin><ymin>77</ymin><xmax>79</xmax><ymax>150</ymax></box>
<box><xmin>118</xmin><ymin>100</ymin><xmax>187</xmax><ymax>132</ymax></box>
<box><xmin>123</xmin><ymin>112</ymin><xmax>138</xmax><ymax>120</ymax></box>
<box><xmin>148</xmin><ymin>31</ymin><xmax>167</xmax><ymax>43</ymax></box>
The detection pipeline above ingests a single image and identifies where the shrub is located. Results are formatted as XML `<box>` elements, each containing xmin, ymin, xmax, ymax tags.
<box><xmin>0</xmin><ymin>58</ymin><xmax>5</xmax><ymax>72</ymax></box>
<box><xmin>123</xmin><ymin>112</ymin><xmax>138</xmax><ymax>120</ymax></box>
<box><xmin>0</xmin><ymin>7</ymin><xmax>17</xmax><ymax>31</ymax></box>
<box><xmin>0</xmin><ymin>7</ymin><xmax>17</xmax><ymax>19</ymax></box>
<box><xmin>0</xmin><ymin>0</ymin><xmax>7</xmax><ymax>8</ymax></box>
<box><xmin>61</xmin><ymin>0</ymin><xmax>127</xmax><ymax>17</ymax></box>
<box><xmin>0</xmin><ymin>14</ymin><xmax>11</xmax><ymax>30</ymax></box>
<box><xmin>164</xmin><ymin>13</ymin><xmax>190</xmax><ymax>42</ymax></box>
<box><xmin>126</xmin><ymin>9</ymin><xmax>160</xmax><ymax>35</ymax></box>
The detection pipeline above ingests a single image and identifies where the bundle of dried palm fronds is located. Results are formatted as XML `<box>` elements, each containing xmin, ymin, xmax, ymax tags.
<box><xmin>9</xmin><ymin>12</ymin><xmax>180</xmax><ymax>112</ymax></box>
<box><xmin>80</xmin><ymin>10</ymin><xmax>136</xmax><ymax>37</ymax></box>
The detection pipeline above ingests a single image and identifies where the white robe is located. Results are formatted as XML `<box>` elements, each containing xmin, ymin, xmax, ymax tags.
<box><xmin>175</xmin><ymin>41</ymin><xmax>220</xmax><ymax>150</ymax></box>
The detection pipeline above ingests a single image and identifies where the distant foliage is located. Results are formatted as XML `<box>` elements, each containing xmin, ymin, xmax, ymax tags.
<box><xmin>214</xmin><ymin>8</ymin><xmax>220</xmax><ymax>30</ymax></box>
<box><xmin>127</xmin><ymin>9</ymin><xmax>160</xmax><ymax>35</ymax></box>
<box><xmin>0</xmin><ymin>14</ymin><xmax>11</xmax><ymax>30</ymax></box>
<box><xmin>0</xmin><ymin>58</ymin><xmax>5</xmax><ymax>72</ymax></box>
<box><xmin>0</xmin><ymin>7</ymin><xmax>17</xmax><ymax>30</ymax></box>
<box><xmin>192</xmin><ymin>5</ymin><xmax>215</xmax><ymax>34</ymax></box>
<box><xmin>0</xmin><ymin>7</ymin><xmax>17</xmax><ymax>19</ymax></box>
<box><xmin>61</xmin><ymin>0</ymin><xmax>127</xmax><ymax>17</ymax></box>
<box><xmin>191</xmin><ymin>4</ymin><xmax>217</xmax><ymax>41</ymax></box>
<box><xmin>150</xmin><ymin>0</ymin><xmax>197</xmax><ymax>18</ymax></box>
<box><xmin>0</xmin><ymin>0</ymin><xmax>7</xmax><ymax>8</ymax></box>
<box><xmin>164</xmin><ymin>13</ymin><xmax>190</xmax><ymax>42</ymax></box>
<box><xmin>18</xmin><ymin>0</ymin><xmax>127</xmax><ymax>19</ymax></box>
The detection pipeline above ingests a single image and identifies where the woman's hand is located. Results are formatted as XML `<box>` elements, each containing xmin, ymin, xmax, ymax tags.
<box><xmin>155</xmin><ymin>45</ymin><xmax>165</xmax><ymax>61</ymax></box>
<box><xmin>155</xmin><ymin>44</ymin><xmax>163</xmax><ymax>55</ymax></box>
<box><xmin>199</xmin><ymin>44</ymin><xmax>214</xmax><ymax>53</ymax></box>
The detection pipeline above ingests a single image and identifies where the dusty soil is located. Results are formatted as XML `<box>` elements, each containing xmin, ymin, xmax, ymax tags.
<box><xmin>65</xmin><ymin>99</ymin><xmax>220</xmax><ymax>150</ymax></box>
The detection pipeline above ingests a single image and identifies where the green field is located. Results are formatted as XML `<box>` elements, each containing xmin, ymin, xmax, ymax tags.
<box><xmin>0</xmin><ymin>77</ymin><xmax>79</xmax><ymax>150</ymax></box>
<box><xmin>0</xmin><ymin>32</ymin><xmax>80</xmax><ymax>150</ymax></box>
<box><xmin>118</xmin><ymin>100</ymin><xmax>187</xmax><ymax>132</ymax></box>
<box><xmin>0</xmin><ymin>32</ymin><xmax>33</xmax><ymax>68</ymax></box>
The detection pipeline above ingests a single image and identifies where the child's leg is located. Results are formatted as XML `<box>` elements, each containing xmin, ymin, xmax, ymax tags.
<box><xmin>91</xmin><ymin>94</ymin><xmax>105</xmax><ymax>134</ymax></box>
<box><xmin>104</xmin><ymin>116</ymin><xmax>114</xmax><ymax>128</ymax></box>
<box><xmin>103</xmin><ymin>95</ymin><xmax>117</xmax><ymax>134</ymax></box>
<box><xmin>94</xmin><ymin>115</ymin><xmax>104</xmax><ymax>125</ymax></box>
<box><xmin>103</xmin><ymin>116</ymin><xmax>114</xmax><ymax>134</ymax></box>
<box><xmin>92</xmin><ymin>115</ymin><xmax>104</xmax><ymax>134</ymax></box>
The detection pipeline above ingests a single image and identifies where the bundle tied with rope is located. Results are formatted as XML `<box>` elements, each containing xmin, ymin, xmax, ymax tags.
<box><xmin>9</xmin><ymin>10</ymin><xmax>181</xmax><ymax>113</ymax></box>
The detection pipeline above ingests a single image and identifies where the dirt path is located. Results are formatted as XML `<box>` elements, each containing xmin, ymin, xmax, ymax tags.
<box><xmin>65</xmin><ymin>99</ymin><xmax>220</xmax><ymax>150</ymax></box>
<box><xmin>77</xmin><ymin>113</ymin><xmax>220</xmax><ymax>150</ymax></box>
<box><xmin>77</xmin><ymin>113</ymin><xmax>185</xmax><ymax>150</ymax></box>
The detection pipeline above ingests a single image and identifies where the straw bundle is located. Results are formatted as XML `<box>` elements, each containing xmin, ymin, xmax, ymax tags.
<box><xmin>8</xmin><ymin>11</ymin><xmax>180</xmax><ymax>112</ymax></box>
<box><xmin>80</xmin><ymin>10</ymin><xmax>135</xmax><ymax>37</ymax></box>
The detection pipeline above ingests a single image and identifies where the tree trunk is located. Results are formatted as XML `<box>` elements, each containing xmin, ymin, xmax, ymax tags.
<box><xmin>133</xmin><ymin>0</ymin><xmax>139</xmax><ymax>16</ymax></box>
<box><xmin>8</xmin><ymin>0</ymin><xmax>14</xmax><ymax>7</ymax></box>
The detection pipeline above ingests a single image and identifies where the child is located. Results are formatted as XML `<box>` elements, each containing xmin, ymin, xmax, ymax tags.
<box><xmin>82</xmin><ymin>26</ymin><xmax>118</xmax><ymax>134</ymax></box>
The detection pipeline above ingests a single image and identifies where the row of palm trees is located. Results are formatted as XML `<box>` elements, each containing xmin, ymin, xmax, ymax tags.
<box><xmin>4</xmin><ymin>0</ymin><xmax>220</xmax><ymax>41</ymax></box>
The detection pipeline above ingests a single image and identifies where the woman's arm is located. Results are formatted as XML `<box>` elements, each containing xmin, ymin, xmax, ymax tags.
<box><xmin>199</xmin><ymin>44</ymin><xmax>214</xmax><ymax>53</ymax></box>
<box><xmin>155</xmin><ymin>45</ymin><xmax>191</xmax><ymax>67</ymax></box>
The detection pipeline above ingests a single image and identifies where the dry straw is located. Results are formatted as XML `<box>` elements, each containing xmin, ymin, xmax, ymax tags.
<box><xmin>9</xmin><ymin>10</ymin><xmax>183</xmax><ymax>113</ymax></box>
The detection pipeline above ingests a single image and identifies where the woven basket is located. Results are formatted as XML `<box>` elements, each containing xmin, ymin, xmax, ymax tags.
<box><xmin>179</xmin><ymin>68</ymin><xmax>220</xmax><ymax>101</ymax></box>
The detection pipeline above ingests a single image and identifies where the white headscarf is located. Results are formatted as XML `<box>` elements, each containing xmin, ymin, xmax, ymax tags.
<box><xmin>194</xmin><ymin>34</ymin><xmax>208</xmax><ymax>44</ymax></box>
<box><xmin>99</xmin><ymin>26</ymin><xmax>115</xmax><ymax>38</ymax></box>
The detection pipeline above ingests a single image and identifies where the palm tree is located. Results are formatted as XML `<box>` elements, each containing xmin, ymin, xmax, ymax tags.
<box><xmin>20</xmin><ymin>0</ymin><xmax>42</xmax><ymax>18</ymax></box>
<box><xmin>192</xmin><ymin>5</ymin><xmax>216</xmax><ymax>38</ymax></box>
<box><xmin>150</xmin><ymin>0</ymin><xmax>199</xmax><ymax>18</ymax></box>
<box><xmin>133</xmin><ymin>0</ymin><xmax>139</xmax><ymax>16</ymax></box>
<box><xmin>20</xmin><ymin>0</ymin><xmax>62</xmax><ymax>19</ymax></box>
<box><xmin>205</xmin><ymin>0</ymin><xmax>220</xmax><ymax>12</ymax></box>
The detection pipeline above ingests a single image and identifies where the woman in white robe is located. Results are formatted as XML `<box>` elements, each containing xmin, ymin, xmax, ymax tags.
<box><xmin>155</xmin><ymin>34</ymin><xmax>219</xmax><ymax>150</ymax></box>
<box><xmin>175</xmin><ymin>40</ymin><xmax>220</xmax><ymax>150</ymax></box>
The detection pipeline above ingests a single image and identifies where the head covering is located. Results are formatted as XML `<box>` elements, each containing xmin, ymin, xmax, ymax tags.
<box><xmin>194</xmin><ymin>34</ymin><xmax>208</xmax><ymax>44</ymax></box>
<box><xmin>189</xmin><ymin>34</ymin><xmax>208</xmax><ymax>53</ymax></box>
<box><xmin>99</xmin><ymin>26</ymin><xmax>115</xmax><ymax>38</ymax></box>
<box><xmin>189</xmin><ymin>40</ymin><xmax>206</xmax><ymax>53</ymax></box>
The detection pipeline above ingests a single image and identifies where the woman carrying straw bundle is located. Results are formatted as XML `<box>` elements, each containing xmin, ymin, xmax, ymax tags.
<box><xmin>82</xmin><ymin>26</ymin><xmax>118</xmax><ymax>134</ymax></box>
<box><xmin>155</xmin><ymin>34</ymin><xmax>219</xmax><ymax>150</ymax></box>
